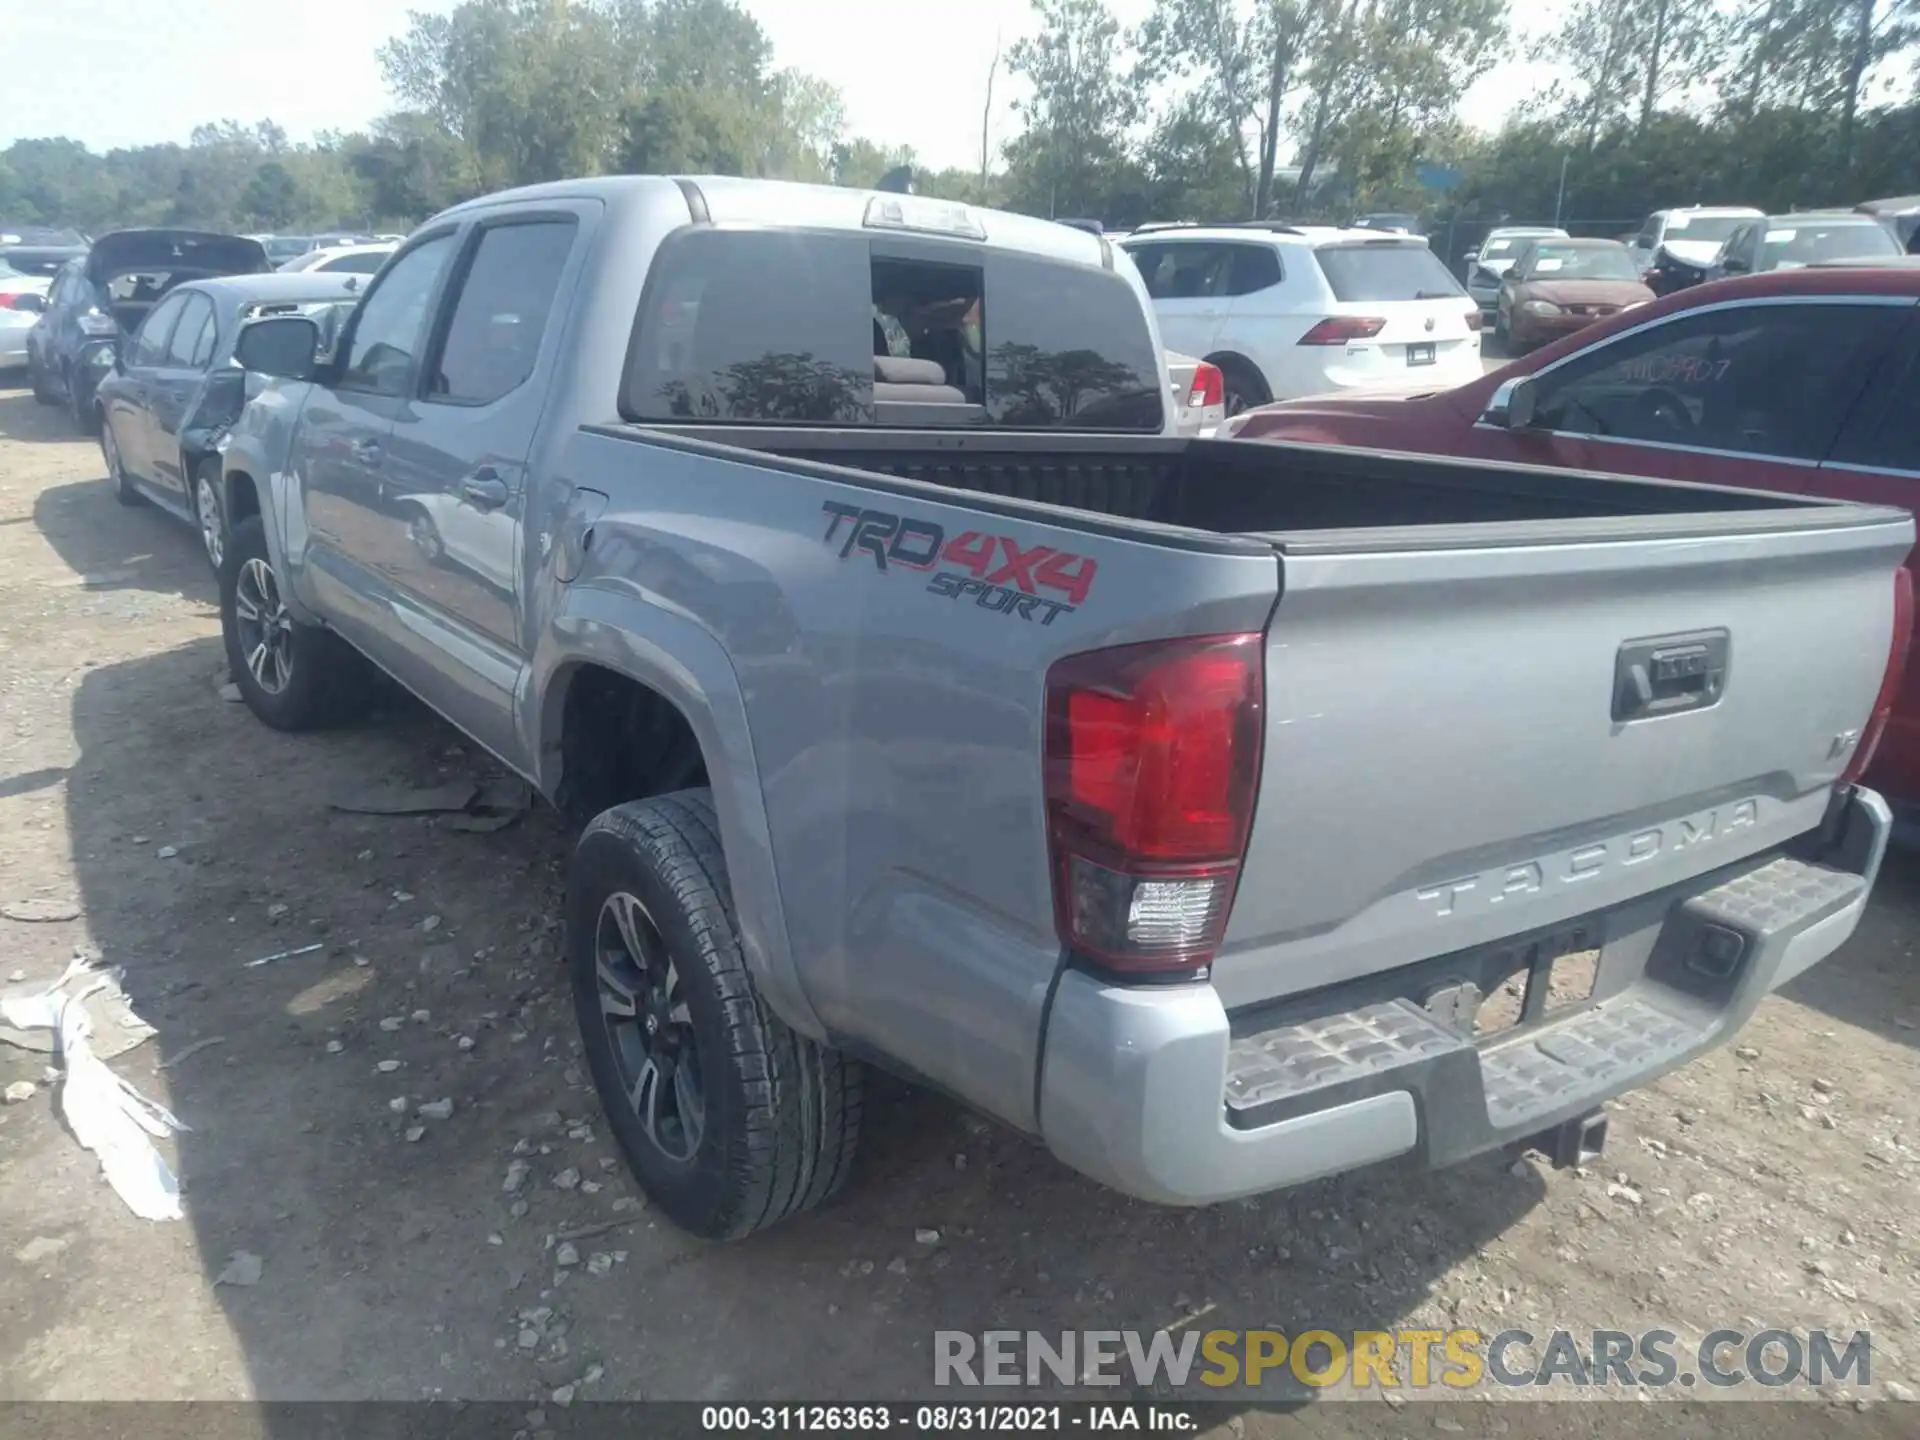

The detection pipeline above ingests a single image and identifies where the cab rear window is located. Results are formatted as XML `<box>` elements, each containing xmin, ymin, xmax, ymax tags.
<box><xmin>623</xmin><ymin>228</ymin><xmax>1164</xmax><ymax>431</ymax></box>
<box><xmin>1314</xmin><ymin>244</ymin><xmax>1464</xmax><ymax>302</ymax></box>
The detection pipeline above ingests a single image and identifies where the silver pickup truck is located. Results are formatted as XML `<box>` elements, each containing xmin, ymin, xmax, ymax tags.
<box><xmin>217</xmin><ymin>175</ymin><xmax>1912</xmax><ymax>1241</ymax></box>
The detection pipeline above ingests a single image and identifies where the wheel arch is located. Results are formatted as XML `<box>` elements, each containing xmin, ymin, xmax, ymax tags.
<box><xmin>221</xmin><ymin>464</ymin><xmax>262</xmax><ymax>528</ymax></box>
<box><xmin>530</xmin><ymin>595</ymin><xmax>822</xmax><ymax>1042</ymax></box>
<box><xmin>1203</xmin><ymin>350</ymin><xmax>1273</xmax><ymax>404</ymax></box>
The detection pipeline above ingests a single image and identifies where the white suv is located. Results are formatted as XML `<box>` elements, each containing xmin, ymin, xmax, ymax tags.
<box><xmin>1119</xmin><ymin>224</ymin><xmax>1482</xmax><ymax>413</ymax></box>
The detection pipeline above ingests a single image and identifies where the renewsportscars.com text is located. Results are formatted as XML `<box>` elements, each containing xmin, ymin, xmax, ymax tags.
<box><xmin>933</xmin><ymin>1328</ymin><xmax>1873</xmax><ymax>1392</ymax></box>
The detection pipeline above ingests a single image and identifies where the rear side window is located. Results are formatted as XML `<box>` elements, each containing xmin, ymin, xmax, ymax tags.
<box><xmin>129</xmin><ymin>292</ymin><xmax>189</xmax><ymax>367</ymax></box>
<box><xmin>627</xmin><ymin>230</ymin><xmax>874</xmax><ymax>424</ymax></box>
<box><xmin>429</xmin><ymin>219</ymin><xmax>576</xmax><ymax>406</ymax></box>
<box><xmin>1314</xmin><ymin>244</ymin><xmax>1464</xmax><ymax>301</ymax></box>
<box><xmin>164</xmin><ymin>293</ymin><xmax>215</xmax><ymax>368</ymax></box>
<box><xmin>625</xmin><ymin>229</ymin><xmax>1163</xmax><ymax>431</ymax></box>
<box><xmin>1831</xmin><ymin>347</ymin><xmax>1920</xmax><ymax>473</ymax></box>
<box><xmin>1227</xmin><ymin>245</ymin><xmax>1282</xmax><ymax>294</ymax></box>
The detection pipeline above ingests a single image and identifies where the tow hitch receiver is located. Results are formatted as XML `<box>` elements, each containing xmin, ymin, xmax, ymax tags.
<box><xmin>1522</xmin><ymin>1110</ymin><xmax>1609</xmax><ymax>1170</ymax></box>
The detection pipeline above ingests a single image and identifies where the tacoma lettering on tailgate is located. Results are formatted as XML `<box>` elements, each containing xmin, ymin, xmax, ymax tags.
<box><xmin>1416</xmin><ymin>799</ymin><xmax>1761</xmax><ymax>918</ymax></box>
<box><xmin>819</xmin><ymin>500</ymin><xmax>1098</xmax><ymax>625</ymax></box>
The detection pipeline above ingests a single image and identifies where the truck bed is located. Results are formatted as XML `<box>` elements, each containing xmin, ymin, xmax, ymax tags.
<box><xmin>639</xmin><ymin>424</ymin><xmax>1869</xmax><ymax>552</ymax></box>
<box><xmin>610</xmin><ymin>417</ymin><xmax>1909</xmax><ymax>1023</ymax></box>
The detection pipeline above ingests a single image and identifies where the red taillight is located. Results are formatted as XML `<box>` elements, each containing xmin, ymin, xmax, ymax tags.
<box><xmin>1464</xmin><ymin>309</ymin><xmax>1484</xmax><ymax>332</ymax></box>
<box><xmin>1044</xmin><ymin>634</ymin><xmax>1263</xmax><ymax>975</ymax></box>
<box><xmin>3</xmin><ymin>292</ymin><xmax>39</xmax><ymax>312</ymax></box>
<box><xmin>1187</xmin><ymin>361</ymin><xmax>1224</xmax><ymax>410</ymax></box>
<box><xmin>1298</xmin><ymin>316</ymin><xmax>1385</xmax><ymax>345</ymax></box>
<box><xmin>1840</xmin><ymin>565</ymin><xmax>1914</xmax><ymax>787</ymax></box>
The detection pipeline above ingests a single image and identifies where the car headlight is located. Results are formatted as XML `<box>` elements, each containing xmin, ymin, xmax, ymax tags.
<box><xmin>79</xmin><ymin>310</ymin><xmax>118</xmax><ymax>336</ymax></box>
<box><xmin>84</xmin><ymin>344</ymin><xmax>118</xmax><ymax>368</ymax></box>
<box><xmin>1522</xmin><ymin>299</ymin><xmax>1563</xmax><ymax>316</ymax></box>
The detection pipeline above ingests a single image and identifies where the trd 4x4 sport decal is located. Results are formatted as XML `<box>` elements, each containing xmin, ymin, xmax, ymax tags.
<box><xmin>819</xmin><ymin>501</ymin><xmax>1098</xmax><ymax>626</ymax></box>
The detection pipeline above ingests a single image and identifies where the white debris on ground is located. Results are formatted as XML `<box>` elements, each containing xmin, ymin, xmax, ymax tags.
<box><xmin>0</xmin><ymin>956</ymin><xmax>185</xmax><ymax>1221</ymax></box>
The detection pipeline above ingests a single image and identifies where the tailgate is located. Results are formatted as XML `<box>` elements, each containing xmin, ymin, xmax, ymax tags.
<box><xmin>1212</xmin><ymin>511</ymin><xmax>1913</xmax><ymax>1010</ymax></box>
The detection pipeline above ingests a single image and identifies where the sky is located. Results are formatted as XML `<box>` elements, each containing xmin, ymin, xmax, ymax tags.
<box><xmin>0</xmin><ymin>0</ymin><xmax>1565</xmax><ymax>173</ymax></box>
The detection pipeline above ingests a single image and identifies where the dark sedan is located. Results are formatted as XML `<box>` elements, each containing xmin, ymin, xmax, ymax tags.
<box><xmin>94</xmin><ymin>272</ymin><xmax>359</xmax><ymax>571</ymax></box>
<box><xmin>26</xmin><ymin>228</ymin><xmax>270</xmax><ymax>433</ymax></box>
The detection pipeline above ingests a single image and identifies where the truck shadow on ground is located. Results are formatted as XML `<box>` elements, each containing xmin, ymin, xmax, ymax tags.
<box><xmin>0</xmin><ymin>388</ymin><xmax>89</xmax><ymax>446</ymax></box>
<box><xmin>1780</xmin><ymin>841</ymin><xmax>1920</xmax><ymax>1051</ymax></box>
<box><xmin>31</xmin><ymin>476</ymin><xmax>212</xmax><ymax>603</ymax></box>
<box><xmin>57</xmin><ymin>629</ymin><xmax>1555</xmax><ymax>1408</ymax></box>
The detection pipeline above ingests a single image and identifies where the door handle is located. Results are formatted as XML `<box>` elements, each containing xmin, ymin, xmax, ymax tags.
<box><xmin>1612</xmin><ymin>629</ymin><xmax>1730</xmax><ymax>722</ymax></box>
<box><xmin>460</xmin><ymin>470</ymin><xmax>510</xmax><ymax>510</ymax></box>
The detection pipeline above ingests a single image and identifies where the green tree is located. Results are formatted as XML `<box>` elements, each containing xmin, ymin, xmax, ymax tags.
<box><xmin>1537</xmin><ymin>0</ymin><xmax>1730</xmax><ymax>143</ymax></box>
<box><xmin>1003</xmin><ymin>0</ymin><xmax>1142</xmax><ymax>219</ymax></box>
<box><xmin>1135</xmin><ymin>0</ymin><xmax>1315</xmax><ymax>217</ymax></box>
<box><xmin>240</xmin><ymin>161</ymin><xmax>300</xmax><ymax>229</ymax></box>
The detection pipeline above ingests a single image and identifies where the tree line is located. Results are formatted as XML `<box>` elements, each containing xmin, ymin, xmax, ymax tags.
<box><xmin>2</xmin><ymin>0</ymin><xmax>1917</xmax><ymax>243</ymax></box>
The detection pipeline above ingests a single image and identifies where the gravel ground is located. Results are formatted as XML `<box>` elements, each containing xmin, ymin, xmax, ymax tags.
<box><xmin>0</xmin><ymin>379</ymin><xmax>1915</xmax><ymax>1435</ymax></box>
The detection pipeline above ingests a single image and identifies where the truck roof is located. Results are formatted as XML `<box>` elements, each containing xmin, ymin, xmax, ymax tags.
<box><xmin>1118</xmin><ymin>224</ymin><xmax>1423</xmax><ymax>248</ymax></box>
<box><xmin>430</xmin><ymin>174</ymin><xmax>1113</xmax><ymax>272</ymax></box>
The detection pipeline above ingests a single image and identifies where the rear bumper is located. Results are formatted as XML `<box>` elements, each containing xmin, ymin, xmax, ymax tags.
<box><xmin>0</xmin><ymin>321</ymin><xmax>32</xmax><ymax>368</ymax></box>
<box><xmin>1037</xmin><ymin>786</ymin><xmax>1889</xmax><ymax>1206</ymax></box>
<box><xmin>1511</xmin><ymin>312</ymin><xmax>1604</xmax><ymax>346</ymax></box>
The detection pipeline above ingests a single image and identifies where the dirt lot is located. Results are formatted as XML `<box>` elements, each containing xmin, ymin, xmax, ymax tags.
<box><xmin>0</xmin><ymin>380</ymin><xmax>1916</xmax><ymax>1431</ymax></box>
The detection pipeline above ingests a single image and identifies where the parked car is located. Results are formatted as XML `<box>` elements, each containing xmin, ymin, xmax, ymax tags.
<box><xmin>1462</xmin><ymin>225</ymin><xmax>1567</xmax><ymax>316</ymax></box>
<box><xmin>1226</xmin><ymin>261</ymin><xmax>1920</xmax><ymax>810</ymax></box>
<box><xmin>1</xmin><ymin>243</ymin><xmax>88</xmax><ymax>371</ymax></box>
<box><xmin>93</xmin><ymin>272</ymin><xmax>359</xmax><ymax>570</ymax></box>
<box><xmin>0</xmin><ymin>225</ymin><xmax>88</xmax><ymax>247</ymax></box>
<box><xmin>1492</xmin><ymin>237</ymin><xmax>1652</xmax><ymax>351</ymax></box>
<box><xmin>25</xmin><ymin>229</ymin><xmax>270</xmax><ymax>432</ymax></box>
<box><xmin>250</xmin><ymin>235</ymin><xmax>318</xmax><ymax>266</ymax></box>
<box><xmin>218</xmin><ymin>175</ymin><xmax>1903</xmax><ymax>1241</ymax></box>
<box><xmin>1856</xmin><ymin>195</ymin><xmax>1920</xmax><ymax>251</ymax></box>
<box><xmin>1120</xmin><ymin>222</ymin><xmax>1481</xmax><ymax>414</ymax></box>
<box><xmin>278</xmin><ymin>241</ymin><xmax>398</xmax><ymax>275</ymax></box>
<box><xmin>1704</xmin><ymin>211</ymin><xmax>1902</xmax><ymax>283</ymax></box>
<box><xmin>1626</xmin><ymin>206</ymin><xmax>1765</xmax><ymax>282</ymax></box>
<box><xmin>1166</xmin><ymin>351</ymin><xmax>1226</xmax><ymax>436</ymax></box>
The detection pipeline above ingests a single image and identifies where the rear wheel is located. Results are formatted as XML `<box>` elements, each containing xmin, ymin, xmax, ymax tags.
<box><xmin>28</xmin><ymin>353</ymin><xmax>55</xmax><ymax>406</ymax></box>
<box><xmin>220</xmin><ymin>515</ymin><xmax>366</xmax><ymax>730</ymax></box>
<box><xmin>193</xmin><ymin>461</ymin><xmax>227</xmax><ymax>573</ymax></box>
<box><xmin>569</xmin><ymin>792</ymin><xmax>861</xmax><ymax>1240</ymax></box>
<box><xmin>69</xmin><ymin>372</ymin><xmax>98</xmax><ymax>436</ymax></box>
<box><xmin>102</xmin><ymin>422</ymin><xmax>140</xmax><ymax>507</ymax></box>
<box><xmin>1214</xmin><ymin>358</ymin><xmax>1271</xmax><ymax>418</ymax></box>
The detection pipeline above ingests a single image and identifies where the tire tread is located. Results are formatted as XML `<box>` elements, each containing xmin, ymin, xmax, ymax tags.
<box><xmin>578</xmin><ymin>790</ymin><xmax>860</xmax><ymax>1238</ymax></box>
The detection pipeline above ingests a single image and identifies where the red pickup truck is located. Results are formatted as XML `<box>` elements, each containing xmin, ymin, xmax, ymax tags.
<box><xmin>1228</xmin><ymin>261</ymin><xmax>1920</xmax><ymax>812</ymax></box>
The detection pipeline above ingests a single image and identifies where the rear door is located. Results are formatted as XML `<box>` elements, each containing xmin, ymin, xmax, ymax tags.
<box><xmin>102</xmin><ymin>290</ymin><xmax>189</xmax><ymax>486</ymax></box>
<box><xmin>1514</xmin><ymin>295</ymin><xmax>1915</xmax><ymax>493</ymax></box>
<box><xmin>143</xmin><ymin>289</ymin><xmax>218</xmax><ymax>501</ymax></box>
<box><xmin>374</xmin><ymin>209</ymin><xmax>584</xmax><ymax>766</ymax></box>
<box><xmin>1126</xmin><ymin>241</ymin><xmax>1231</xmax><ymax>359</ymax></box>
